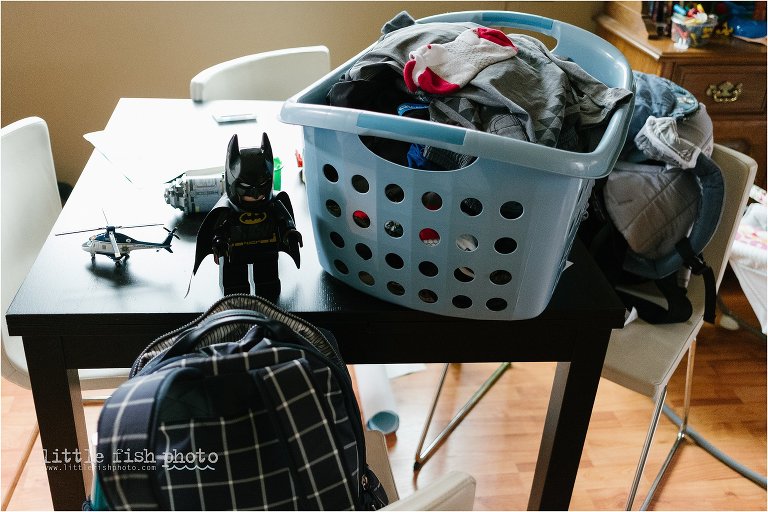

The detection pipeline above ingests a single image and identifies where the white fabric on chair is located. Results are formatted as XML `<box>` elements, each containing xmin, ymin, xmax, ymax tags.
<box><xmin>728</xmin><ymin>202</ymin><xmax>767</xmax><ymax>333</ymax></box>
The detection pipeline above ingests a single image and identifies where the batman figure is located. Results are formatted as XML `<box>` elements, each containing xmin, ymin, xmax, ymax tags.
<box><xmin>192</xmin><ymin>133</ymin><xmax>302</xmax><ymax>298</ymax></box>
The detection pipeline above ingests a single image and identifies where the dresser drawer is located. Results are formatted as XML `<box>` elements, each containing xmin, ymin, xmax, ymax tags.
<box><xmin>671</xmin><ymin>64</ymin><xmax>766</xmax><ymax>116</ymax></box>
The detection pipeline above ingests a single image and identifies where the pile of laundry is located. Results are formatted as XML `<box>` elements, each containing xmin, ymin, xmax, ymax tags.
<box><xmin>327</xmin><ymin>11</ymin><xmax>633</xmax><ymax>170</ymax></box>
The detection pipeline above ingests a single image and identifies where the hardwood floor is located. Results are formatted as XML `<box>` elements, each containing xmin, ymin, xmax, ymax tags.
<box><xmin>2</xmin><ymin>272</ymin><xmax>765</xmax><ymax>510</ymax></box>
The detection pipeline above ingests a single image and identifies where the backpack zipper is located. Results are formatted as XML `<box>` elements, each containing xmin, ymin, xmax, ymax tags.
<box><xmin>131</xmin><ymin>294</ymin><xmax>342</xmax><ymax>376</ymax></box>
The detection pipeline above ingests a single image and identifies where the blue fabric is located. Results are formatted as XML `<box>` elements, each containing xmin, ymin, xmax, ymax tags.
<box><xmin>623</xmin><ymin>71</ymin><xmax>699</xmax><ymax>162</ymax></box>
<box><xmin>407</xmin><ymin>143</ymin><xmax>441</xmax><ymax>169</ymax></box>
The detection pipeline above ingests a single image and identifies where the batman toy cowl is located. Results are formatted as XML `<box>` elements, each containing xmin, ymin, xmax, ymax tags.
<box><xmin>192</xmin><ymin>133</ymin><xmax>302</xmax><ymax>298</ymax></box>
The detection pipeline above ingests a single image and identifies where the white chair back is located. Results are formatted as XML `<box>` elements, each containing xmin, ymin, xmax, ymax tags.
<box><xmin>1</xmin><ymin>117</ymin><xmax>62</xmax><ymax>387</ymax></box>
<box><xmin>1</xmin><ymin>117</ymin><xmax>130</xmax><ymax>390</ymax></box>
<box><xmin>190</xmin><ymin>46</ymin><xmax>330</xmax><ymax>102</ymax></box>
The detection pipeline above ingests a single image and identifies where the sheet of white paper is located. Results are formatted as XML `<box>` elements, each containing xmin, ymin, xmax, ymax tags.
<box><xmin>384</xmin><ymin>363</ymin><xmax>426</xmax><ymax>379</ymax></box>
<box><xmin>83</xmin><ymin>100</ymin><xmax>275</xmax><ymax>187</ymax></box>
<box><xmin>354</xmin><ymin>364</ymin><xmax>399</xmax><ymax>434</ymax></box>
<box><xmin>84</xmin><ymin>129</ymin><xmax>225</xmax><ymax>187</ymax></box>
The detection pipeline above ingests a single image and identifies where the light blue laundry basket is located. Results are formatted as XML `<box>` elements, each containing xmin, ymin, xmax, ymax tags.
<box><xmin>280</xmin><ymin>11</ymin><xmax>634</xmax><ymax>320</ymax></box>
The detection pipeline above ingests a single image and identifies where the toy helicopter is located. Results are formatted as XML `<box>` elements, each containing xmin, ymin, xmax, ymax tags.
<box><xmin>56</xmin><ymin>222</ymin><xmax>179</xmax><ymax>265</ymax></box>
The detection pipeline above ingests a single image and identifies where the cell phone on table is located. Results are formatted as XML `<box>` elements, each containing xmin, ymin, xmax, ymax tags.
<box><xmin>212</xmin><ymin>112</ymin><xmax>258</xmax><ymax>124</ymax></box>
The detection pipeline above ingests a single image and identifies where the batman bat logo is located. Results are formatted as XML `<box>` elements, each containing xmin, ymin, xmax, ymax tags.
<box><xmin>239</xmin><ymin>212</ymin><xmax>267</xmax><ymax>225</ymax></box>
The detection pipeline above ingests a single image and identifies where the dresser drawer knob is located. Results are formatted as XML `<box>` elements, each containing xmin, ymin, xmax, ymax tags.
<box><xmin>706</xmin><ymin>81</ymin><xmax>743</xmax><ymax>103</ymax></box>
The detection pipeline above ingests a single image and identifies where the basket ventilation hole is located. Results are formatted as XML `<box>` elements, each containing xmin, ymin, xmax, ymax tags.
<box><xmin>326</xmin><ymin>200</ymin><xmax>342</xmax><ymax>218</ymax></box>
<box><xmin>384</xmin><ymin>220</ymin><xmax>403</xmax><ymax>238</ymax></box>
<box><xmin>355</xmin><ymin>243</ymin><xmax>373</xmax><ymax>260</ymax></box>
<box><xmin>460</xmin><ymin>198</ymin><xmax>483</xmax><ymax>216</ymax></box>
<box><xmin>330</xmin><ymin>232</ymin><xmax>345</xmax><ymax>248</ymax></box>
<box><xmin>334</xmin><ymin>260</ymin><xmax>349</xmax><ymax>274</ymax></box>
<box><xmin>495</xmin><ymin>237</ymin><xmax>518</xmax><ymax>254</ymax></box>
<box><xmin>418</xmin><ymin>261</ymin><xmax>438</xmax><ymax>277</ymax></box>
<box><xmin>359</xmin><ymin>271</ymin><xmax>375</xmax><ymax>286</ymax></box>
<box><xmin>351</xmin><ymin>175</ymin><xmax>369</xmax><ymax>193</ymax></box>
<box><xmin>456</xmin><ymin>234</ymin><xmax>478</xmax><ymax>252</ymax></box>
<box><xmin>385</xmin><ymin>253</ymin><xmax>404</xmax><ymax>269</ymax></box>
<box><xmin>490</xmin><ymin>270</ymin><xmax>512</xmax><ymax>285</ymax></box>
<box><xmin>418</xmin><ymin>289</ymin><xmax>438</xmax><ymax>304</ymax></box>
<box><xmin>385</xmin><ymin>184</ymin><xmax>405</xmax><ymax>203</ymax></box>
<box><xmin>419</xmin><ymin>228</ymin><xmax>440</xmax><ymax>247</ymax></box>
<box><xmin>500</xmin><ymin>201</ymin><xmax>524</xmax><ymax>220</ymax></box>
<box><xmin>353</xmin><ymin>210</ymin><xmax>371</xmax><ymax>228</ymax></box>
<box><xmin>323</xmin><ymin>164</ymin><xmax>339</xmax><ymax>183</ymax></box>
<box><xmin>486</xmin><ymin>298</ymin><xmax>508</xmax><ymax>311</ymax></box>
<box><xmin>454</xmin><ymin>267</ymin><xmax>475</xmax><ymax>282</ymax></box>
<box><xmin>387</xmin><ymin>281</ymin><xmax>405</xmax><ymax>296</ymax></box>
<box><xmin>421</xmin><ymin>192</ymin><xmax>442</xmax><ymax>211</ymax></box>
<box><xmin>452</xmin><ymin>295</ymin><xmax>472</xmax><ymax>309</ymax></box>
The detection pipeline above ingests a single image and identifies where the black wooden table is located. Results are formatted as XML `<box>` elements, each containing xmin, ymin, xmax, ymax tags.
<box><xmin>6</xmin><ymin>99</ymin><xmax>625</xmax><ymax>510</ymax></box>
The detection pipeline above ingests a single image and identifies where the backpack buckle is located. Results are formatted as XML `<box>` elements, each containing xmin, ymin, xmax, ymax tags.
<box><xmin>686</xmin><ymin>252</ymin><xmax>707</xmax><ymax>275</ymax></box>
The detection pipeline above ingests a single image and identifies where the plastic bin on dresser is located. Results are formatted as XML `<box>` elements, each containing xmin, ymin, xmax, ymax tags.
<box><xmin>280</xmin><ymin>11</ymin><xmax>634</xmax><ymax>320</ymax></box>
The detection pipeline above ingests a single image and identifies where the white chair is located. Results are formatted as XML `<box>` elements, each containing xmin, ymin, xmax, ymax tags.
<box><xmin>1</xmin><ymin>117</ymin><xmax>129</xmax><ymax>506</ymax></box>
<box><xmin>190</xmin><ymin>46</ymin><xmax>330</xmax><ymax>102</ymax></box>
<box><xmin>602</xmin><ymin>144</ymin><xmax>766</xmax><ymax>509</ymax></box>
<box><xmin>365</xmin><ymin>430</ymin><xmax>477</xmax><ymax>510</ymax></box>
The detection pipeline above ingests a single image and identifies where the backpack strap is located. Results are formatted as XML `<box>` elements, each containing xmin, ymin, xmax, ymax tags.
<box><xmin>676</xmin><ymin>238</ymin><xmax>717</xmax><ymax>323</ymax></box>
<box><xmin>251</xmin><ymin>359</ymin><xmax>357</xmax><ymax>511</ymax></box>
<box><xmin>617</xmin><ymin>273</ymin><xmax>693</xmax><ymax>324</ymax></box>
<box><xmin>97</xmin><ymin>367</ymin><xmax>198</xmax><ymax>510</ymax></box>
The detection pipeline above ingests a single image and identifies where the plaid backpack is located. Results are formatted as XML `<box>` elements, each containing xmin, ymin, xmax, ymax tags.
<box><xmin>90</xmin><ymin>295</ymin><xmax>388</xmax><ymax>510</ymax></box>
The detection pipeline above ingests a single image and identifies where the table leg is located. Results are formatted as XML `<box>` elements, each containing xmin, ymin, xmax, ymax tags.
<box><xmin>527</xmin><ymin>329</ymin><xmax>611</xmax><ymax>510</ymax></box>
<box><xmin>23</xmin><ymin>335</ymin><xmax>90</xmax><ymax>510</ymax></box>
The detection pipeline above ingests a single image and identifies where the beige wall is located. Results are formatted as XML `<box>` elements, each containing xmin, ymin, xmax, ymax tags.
<box><xmin>1</xmin><ymin>1</ymin><xmax>603</xmax><ymax>187</ymax></box>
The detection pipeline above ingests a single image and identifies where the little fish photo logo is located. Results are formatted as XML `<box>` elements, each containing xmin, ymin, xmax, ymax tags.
<box><xmin>159</xmin><ymin>448</ymin><xmax>219</xmax><ymax>471</ymax></box>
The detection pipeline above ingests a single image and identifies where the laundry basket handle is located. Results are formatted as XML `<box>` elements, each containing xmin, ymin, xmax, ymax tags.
<box><xmin>418</xmin><ymin>11</ymin><xmax>557</xmax><ymax>34</ymax></box>
<box><xmin>280</xmin><ymin>10</ymin><xmax>634</xmax><ymax>179</ymax></box>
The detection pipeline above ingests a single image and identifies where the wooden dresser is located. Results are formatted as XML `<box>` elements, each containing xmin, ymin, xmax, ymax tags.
<box><xmin>596</xmin><ymin>2</ymin><xmax>767</xmax><ymax>189</ymax></box>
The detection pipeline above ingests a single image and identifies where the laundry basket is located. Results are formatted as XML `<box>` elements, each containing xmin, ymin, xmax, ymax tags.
<box><xmin>280</xmin><ymin>11</ymin><xmax>634</xmax><ymax>320</ymax></box>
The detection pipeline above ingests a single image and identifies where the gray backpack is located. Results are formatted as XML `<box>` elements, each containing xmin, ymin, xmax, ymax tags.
<box><xmin>580</xmin><ymin>72</ymin><xmax>724</xmax><ymax>324</ymax></box>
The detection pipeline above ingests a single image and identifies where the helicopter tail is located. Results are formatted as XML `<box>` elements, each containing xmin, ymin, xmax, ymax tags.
<box><xmin>161</xmin><ymin>227</ymin><xmax>180</xmax><ymax>252</ymax></box>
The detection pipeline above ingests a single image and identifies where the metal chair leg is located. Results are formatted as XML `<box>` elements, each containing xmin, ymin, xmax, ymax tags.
<box><xmin>632</xmin><ymin>339</ymin><xmax>766</xmax><ymax>510</ymax></box>
<box><xmin>0</xmin><ymin>395</ymin><xmax>108</xmax><ymax>510</ymax></box>
<box><xmin>638</xmin><ymin>341</ymin><xmax>697</xmax><ymax>510</ymax></box>
<box><xmin>660</xmin><ymin>405</ymin><xmax>768</xmax><ymax>489</ymax></box>
<box><xmin>414</xmin><ymin>362</ymin><xmax>511</xmax><ymax>471</ymax></box>
<box><xmin>1</xmin><ymin>422</ymin><xmax>39</xmax><ymax>511</ymax></box>
<box><xmin>660</xmin><ymin>340</ymin><xmax>767</xmax><ymax>489</ymax></box>
<box><xmin>625</xmin><ymin>386</ymin><xmax>667</xmax><ymax>510</ymax></box>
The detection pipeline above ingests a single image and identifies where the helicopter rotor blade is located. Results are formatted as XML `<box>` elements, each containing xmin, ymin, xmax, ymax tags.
<box><xmin>163</xmin><ymin>227</ymin><xmax>181</xmax><ymax>239</ymax></box>
<box><xmin>108</xmin><ymin>230</ymin><xmax>121</xmax><ymax>259</ymax></box>
<box><xmin>56</xmin><ymin>223</ymin><xmax>164</xmax><ymax>237</ymax></box>
<box><xmin>56</xmin><ymin>227</ymin><xmax>106</xmax><ymax>236</ymax></box>
<box><xmin>117</xmin><ymin>223</ymin><xmax>165</xmax><ymax>230</ymax></box>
